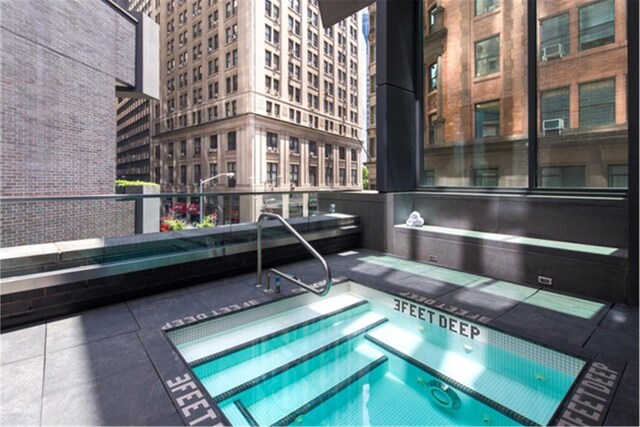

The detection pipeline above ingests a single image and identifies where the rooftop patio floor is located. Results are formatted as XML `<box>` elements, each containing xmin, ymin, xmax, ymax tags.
<box><xmin>1</xmin><ymin>249</ymin><xmax>637</xmax><ymax>426</ymax></box>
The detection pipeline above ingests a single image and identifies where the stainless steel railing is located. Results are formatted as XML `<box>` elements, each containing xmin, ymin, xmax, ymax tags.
<box><xmin>255</xmin><ymin>212</ymin><xmax>332</xmax><ymax>296</ymax></box>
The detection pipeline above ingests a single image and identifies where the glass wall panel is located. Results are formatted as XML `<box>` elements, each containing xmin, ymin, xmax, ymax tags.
<box><xmin>422</xmin><ymin>0</ymin><xmax>528</xmax><ymax>187</ymax></box>
<box><xmin>538</xmin><ymin>0</ymin><xmax>628</xmax><ymax>189</ymax></box>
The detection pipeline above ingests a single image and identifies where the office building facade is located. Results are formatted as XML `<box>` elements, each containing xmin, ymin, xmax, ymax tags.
<box><xmin>153</xmin><ymin>0</ymin><xmax>363</xmax><ymax>223</ymax></box>
<box><xmin>364</xmin><ymin>2</ymin><xmax>377</xmax><ymax>189</ymax></box>
<box><xmin>423</xmin><ymin>0</ymin><xmax>628</xmax><ymax>188</ymax></box>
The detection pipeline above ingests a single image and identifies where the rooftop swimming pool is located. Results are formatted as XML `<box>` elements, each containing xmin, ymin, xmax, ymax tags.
<box><xmin>167</xmin><ymin>282</ymin><xmax>587</xmax><ymax>426</ymax></box>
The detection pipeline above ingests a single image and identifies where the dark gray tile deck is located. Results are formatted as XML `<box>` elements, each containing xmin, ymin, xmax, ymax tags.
<box><xmin>584</xmin><ymin>328</ymin><xmax>640</xmax><ymax>364</ymax></box>
<box><xmin>43</xmin><ymin>332</ymin><xmax>151</xmax><ymax>395</ymax></box>
<box><xmin>41</xmin><ymin>361</ymin><xmax>177</xmax><ymax>426</ymax></box>
<box><xmin>1</xmin><ymin>248</ymin><xmax>637</xmax><ymax>426</ymax></box>
<box><xmin>0</xmin><ymin>355</ymin><xmax>43</xmax><ymax>426</ymax></box>
<box><xmin>1</xmin><ymin>324</ymin><xmax>45</xmax><ymax>365</ymax></box>
<box><xmin>491</xmin><ymin>303</ymin><xmax>598</xmax><ymax>348</ymax></box>
<box><xmin>127</xmin><ymin>291</ymin><xmax>212</xmax><ymax>330</ymax></box>
<box><xmin>599</xmin><ymin>303</ymin><xmax>640</xmax><ymax>337</ymax></box>
<box><xmin>45</xmin><ymin>303</ymin><xmax>139</xmax><ymax>354</ymax></box>
<box><xmin>604</xmin><ymin>363</ymin><xmax>639</xmax><ymax>426</ymax></box>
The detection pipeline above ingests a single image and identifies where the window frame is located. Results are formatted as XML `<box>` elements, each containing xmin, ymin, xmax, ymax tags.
<box><xmin>578</xmin><ymin>0</ymin><xmax>615</xmax><ymax>51</ymax></box>
<box><xmin>410</xmin><ymin>0</ymin><xmax>634</xmax><ymax>196</ymax></box>
<box><xmin>474</xmin><ymin>35</ymin><xmax>500</xmax><ymax>77</ymax></box>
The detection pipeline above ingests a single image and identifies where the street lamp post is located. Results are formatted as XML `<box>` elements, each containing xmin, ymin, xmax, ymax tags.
<box><xmin>199</xmin><ymin>172</ymin><xmax>235</xmax><ymax>222</ymax></box>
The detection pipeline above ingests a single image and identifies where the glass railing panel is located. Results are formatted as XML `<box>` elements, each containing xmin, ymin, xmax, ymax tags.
<box><xmin>0</xmin><ymin>190</ymin><xmax>356</xmax><ymax>279</ymax></box>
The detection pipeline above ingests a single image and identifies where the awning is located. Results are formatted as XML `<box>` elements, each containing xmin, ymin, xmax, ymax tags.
<box><xmin>317</xmin><ymin>0</ymin><xmax>374</xmax><ymax>28</ymax></box>
<box><xmin>187</xmin><ymin>203</ymin><xmax>200</xmax><ymax>215</ymax></box>
<box><xmin>172</xmin><ymin>202</ymin><xmax>187</xmax><ymax>213</ymax></box>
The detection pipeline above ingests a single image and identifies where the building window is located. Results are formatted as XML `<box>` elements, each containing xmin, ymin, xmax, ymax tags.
<box><xmin>579</xmin><ymin>0</ymin><xmax>615</xmax><ymax>51</ymax></box>
<box><xmin>475</xmin><ymin>101</ymin><xmax>500</xmax><ymax>138</ymax></box>
<box><xmin>180</xmin><ymin>165</ymin><xmax>187</xmax><ymax>185</ymax></box>
<box><xmin>428</xmin><ymin>62</ymin><xmax>438</xmax><ymax>92</ymax></box>
<box><xmin>541</xmin><ymin>87</ymin><xmax>569</xmax><ymax>135</ymax></box>
<box><xmin>325</xmin><ymin>143</ymin><xmax>332</xmax><ymax>158</ymax></box>
<box><xmin>424</xmin><ymin>170</ymin><xmax>435</xmax><ymax>186</ymax></box>
<box><xmin>267</xmin><ymin>162</ymin><xmax>279</xmax><ymax>186</ymax></box>
<box><xmin>309</xmin><ymin>140</ymin><xmax>317</xmax><ymax>156</ymax></box>
<box><xmin>428</xmin><ymin>114</ymin><xmax>437</xmax><ymax>145</ymax></box>
<box><xmin>209</xmin><ymin>163</ymin><xmax>218</xmax><ymax>179</ymax></box>
<box><xmin>194</xmin><ymin>137</ymin><xmax>201</xmax><ymax>156</ymax></box>
<box><xmin>475</xmin><ymin>0</ymin><xmax>498</xmax><ymax>16</ymax></box>
<box><xmin>540</xmin><ymin>13</ymin><xmax>569</xmax><ymax>61</ymax></box>
<box><xmin>309</xmin><ymin>166</ymin><xmax>317</xmax><ymax>186</ymax></box>
<box><xmin>209</xmin><ymin>134</ymin><xmax>218</xmax><ymax>152</ymax></box>
<box><xmin>155</xmin><ymin>145</ymin><xmax>161</xmax><ymax>159</ymax></box>
<box><xmin>180</xmin><ymin>140</ymin><xmax>187</xmax><ymax>157</ymax></box>
<box><xmin>350</xmin><ymin>169</ymin><xmax>357</xmax><ymax>185</ymax></box>
<box><xmin>339</xmin><ymin>146</ymin><xmax>346</xmax><ymax>160</ymax></box>
<box><xmin>168</xmin><ymin>166</ymin><xmax>174</xmax><ymax>185</ymax></box>
<box><xmin>475</xmin><ymin>36</ymin><xmax>500</xmax><ymax>77</ymax></box>
<box><xmin>227</xmin><ymin>162</ymin><xmax>236</xmax><ymax>187</ymax></box>
<box><xmin>194</xmin><ymin>164</ymin><xmax>201</xmax><ymax>184</ymax></box>
<box><xmin>428</xmin><ymin>7</ymin><xmax>437</xmax><ymax>33</ymax></box>
<box><xmin>339</xmin><ymin>168</ymin><xmax>346</xmax><ymax>185</ymax></box>
<box><xmin>608</xmin><ymin>165</ymin><xmax>628</xmax><ymax>187</ymax></box>
<box><xmin>541</xmin><ymin>166</ymin><xmax>586</xmax><ymax>188</ymax></box>
<box><xmin>290</xmin><ymin>164</ymin><xmax>299</xmax><ymax>186</ymax></box>
<box><xmin>289</xmin><ymin>136</ymin><xmax>299</xmax><ymax>154</ymax></box>
<box><xmin>473</xmin><ymin>167</ymin><xmax>499</xmax><ymax>187</ymax></box>
<box><xmin>267</xmin><ymin>132</ymin><xmax>278</xmax><ymax>151</ymax></box>
<box><xmin>325</xmin><ymin>165</ymin><xmax>333</xmax><ymax>185</ymax></box>
<box><xmin>579</xmin><ymin>79</ymin><xmax>615</xmax><ymax>128</ymax></box>
<box><xmin>227</xmin><ymin>131</ymin><xmax>237</xmax><ymax>150</ymax></box>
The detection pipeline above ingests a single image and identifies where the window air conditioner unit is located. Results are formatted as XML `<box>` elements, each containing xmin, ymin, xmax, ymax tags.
<box><xmin>542</xmin><ymin>44</ymin><xmax>564</xmax><ymax>61</ymax></box>
<box><xmin>542</xmin><ymin>118</ymin><xmax>564</xmax><ymax>135</ymax></box>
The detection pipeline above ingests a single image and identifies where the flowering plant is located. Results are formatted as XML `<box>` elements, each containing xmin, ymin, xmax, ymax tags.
<box><xmin>196</xmin><ymin>212</ymin><xmax>217</xmax><ymax>228</ymax></box>
<box><xmin>160</xmin><ymin>216</ymin><xmax>186</xmax><ymax>232</ymax></box>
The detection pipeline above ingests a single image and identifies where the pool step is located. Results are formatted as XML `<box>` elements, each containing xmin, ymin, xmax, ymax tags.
<box><xmin>365</xmin><ymin>323</ymin><xmax>544</xmax><ymax>426</ymax></box>
<box><xmin>196</xmin><ymin>310</ymin><xmax>388</xmax><ymax>402</ymax></box>
<box><xmin>231</xmin><ymin>341</ymin><xmax>388</xmax><ymax>426</ymax></box>
<box><xmin>179</xmin><ymin>293</ymin><xmax>368</xmax><ymax>364</ymax></box>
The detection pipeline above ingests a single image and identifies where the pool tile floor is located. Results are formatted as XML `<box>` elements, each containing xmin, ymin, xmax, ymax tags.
<box><xmin>1</xmin><ymin>249</ymin><xmax>637</xmax><ymax>426</ymax></box>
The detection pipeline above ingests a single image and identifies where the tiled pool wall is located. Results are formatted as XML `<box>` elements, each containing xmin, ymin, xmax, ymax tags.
<box><xmin>167</xmin><ymin>291</ymin><xmax>321</xmax><ymax>347</ymax></box>
<box><xmin>351</xmin><ymin>283</ymin><xmax>586</xmax><ymax>378</ymax></box>
<box><xmin>168</xmin><ymin>281</ymin><xmax>587</xmax><ymax>395</ymax></box>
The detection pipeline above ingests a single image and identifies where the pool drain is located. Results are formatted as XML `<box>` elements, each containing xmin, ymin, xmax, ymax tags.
<box><xmin>426</xmin><ymin>380</ymin><xmax>461</xmax><ymax>409</ymax></box>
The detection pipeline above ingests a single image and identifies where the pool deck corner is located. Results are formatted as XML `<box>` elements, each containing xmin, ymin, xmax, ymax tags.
<box><xmin>1</xmin><ymin>249</ymin><xmax>638</xmax><ymax>426</ymax></box>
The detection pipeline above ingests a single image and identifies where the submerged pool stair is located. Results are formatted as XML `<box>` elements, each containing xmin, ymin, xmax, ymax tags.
<box><xmin>181</xmin><ymin>292</ymin><xmax>553</xmax><ymax>426</ymax></box>
<box><xmin>184</xmin><ymin>294</ymin><xmax>391</xmax><ymax>426</ymax></box>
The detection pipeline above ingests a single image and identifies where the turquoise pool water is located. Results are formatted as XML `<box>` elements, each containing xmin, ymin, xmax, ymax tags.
<box><xmin>168</xmin><ymin>282</ymin><xmax>586</xmax><ymax>426</ymax></box>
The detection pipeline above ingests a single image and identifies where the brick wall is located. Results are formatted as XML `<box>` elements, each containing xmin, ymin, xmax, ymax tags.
<box><xmin>0</xmin><ymin>0</ymin><xmax>139</xmax><ymax>246</ymax></box>
<box><xmin>0</xmin><ymin>200</ymin><xmax>135</xmax><ymax>248</ymax></box>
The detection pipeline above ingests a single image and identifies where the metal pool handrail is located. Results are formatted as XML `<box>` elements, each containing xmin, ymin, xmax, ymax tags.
<box><xmin>256</xmin><ymin>212</ymin><xmax>332</xmax><ymax>296</ymax></box>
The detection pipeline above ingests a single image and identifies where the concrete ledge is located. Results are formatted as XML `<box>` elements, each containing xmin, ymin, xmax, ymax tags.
<box><xmin>0</xmin><ymin>214</ymin><xmax>356</xmax><ymax>278</ymax></box>
<box><xmin>394</xmin><ymin>224</ymin><xmax>629</xmax><ymax>304</ymax></box>
<box><xmin>0</xmin><ymin>215</ymin><xmax>361</xmax><ymax>329</ymax></box>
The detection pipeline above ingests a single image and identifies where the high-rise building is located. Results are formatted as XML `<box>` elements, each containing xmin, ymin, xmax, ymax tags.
<box><xmin>364</xmin><ymin>2</ymin><xmax>377</xmax><ymax>190</ymax></box>
<box><xmin>0</xmin><ymin>0</ymin><xmax>159</xmax><ymax>247</ymax></box>
<box><xmin>423</xmin><ymin>0</ymin><xmax>628</xmax><ymax>188</ymax></box>
<box><xmin>153</xmin><ymin>0</ymin><xmax>364</xmax><ymax>223</ymax></box>
<box><xmin>116</xmin><ymin>0</ymin><xmax>157</xmax><ymax>182</ymax></box>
